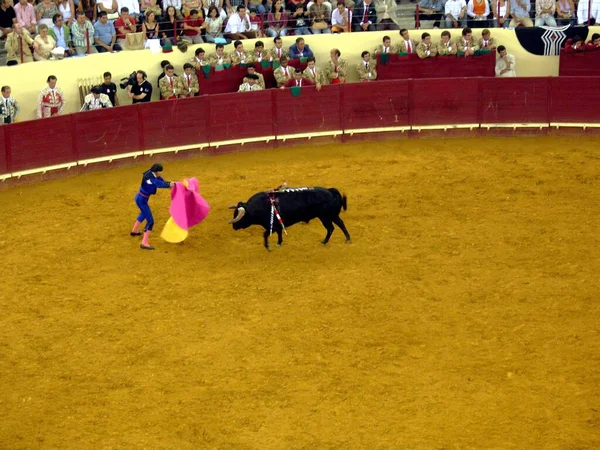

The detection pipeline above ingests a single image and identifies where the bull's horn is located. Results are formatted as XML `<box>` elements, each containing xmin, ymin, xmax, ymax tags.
<box><xmin>228</xmin><ymin>207</ymin><xmax>246</xmax><ymax>224</ymax></box>
<box><xmin>228</xmin><ymin>204</ymin><xmax>238</xmax><ymax>209</ymax></box>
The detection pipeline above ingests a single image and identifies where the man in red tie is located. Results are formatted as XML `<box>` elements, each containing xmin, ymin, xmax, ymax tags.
<box><xmin>274</xmin><ymin>55</ymin><xmax>294</xmax><ymax>87</ymax></box>
<box><xmin>352</xmin><ymin>0</ymin><xmax>375</xmax><ymax>31</ymax></box>
<box><xmin>281</xmin><ymin>68</ymin><xmax>315</xmax><ymax>89</ymax></box>
<box><xmin>270</xmin><ymin>36</ymin><xmax>289</xmax><ymax>61</ymax></box>
<box><xmin>158</xmin><ymin>64</ymin><xmax>180</xmax><ymax>100</ymax></box>
<box><xmin>398</xmin><ymin>28</ymin><xmax>419</xmax><ymax>54</ymax></box>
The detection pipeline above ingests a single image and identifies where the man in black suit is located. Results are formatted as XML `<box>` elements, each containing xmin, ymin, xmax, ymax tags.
<box><xmin>353</xmin><ymin>0</ymin><xmax>377</xmax><ymax>31</ymax></box>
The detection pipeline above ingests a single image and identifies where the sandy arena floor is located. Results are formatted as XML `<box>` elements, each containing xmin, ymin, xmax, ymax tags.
<box><xmin>0</xmin><ymin>136</ymin><xmax>599</xmax><ymax>449</ymax></box>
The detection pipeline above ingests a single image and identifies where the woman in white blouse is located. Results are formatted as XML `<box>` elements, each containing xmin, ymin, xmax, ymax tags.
<box><xmin>58</xmin><ymin>0</ymin><xmax>76</xmax><ymax>25</ymax></box>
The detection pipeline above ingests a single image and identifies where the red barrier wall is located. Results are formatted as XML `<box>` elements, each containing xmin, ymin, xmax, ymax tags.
<box><xmin>376</xmin><ymin>53</ymin><xmax>496</xmax><ymax>80</ymax></box>
<box><xmin>558</xmin><ymin>50</ymin><xmax>600</xmax><ymax>77</ymax></box>
<box><xmin>2</xmin><ymin>76</ymin><xmax>600</xmax><ymax>176</ymax></box>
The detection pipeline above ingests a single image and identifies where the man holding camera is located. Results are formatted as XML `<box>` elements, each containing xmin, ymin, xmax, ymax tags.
<box><xmin>127</xmin><ymin>70</ymin><xmax>153</xmax><ymax>104</ymax></box>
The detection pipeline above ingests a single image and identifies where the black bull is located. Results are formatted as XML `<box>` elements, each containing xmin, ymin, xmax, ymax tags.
<box><xmin>228</xmin><ymin>187</ymin><xmax>351</xmax><ymax>250</ymax></box>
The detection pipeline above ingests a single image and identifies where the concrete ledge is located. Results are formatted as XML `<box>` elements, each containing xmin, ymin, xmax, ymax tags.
<box><xmin>278</xmin><ymin>130</ymin><xmax>343</xmax><ymax>141</ymax></box>
<box><xmin>11</xmin><ymin>162</ymin><xmax>77</xmax><ymax>178</ymax></box>
<box><xmin>344</xmin><ymin>126</ymin><xmax>410</xmax><ymax>135</ymax></box>
<box><xmin>0</xmin><ymin>173</ymin><xmax>11</xmax><ymax>181</ymax></box>
<box><xmin>77</xmin><ymin>151</ymin><xmax>144</xmax><ymax>166</ymax></box>
<box><xmin>144</xmin><ymin>143</ymin><xmax>209</xmax><ymax>156</ymax></box>
<box><xmin>551</xmin><ymin>122</ymin><xmax>600</xmax><ymax>129</ymax></box>
<box><xmin>413</xmin><ymin>124</ymin><xmax>479</xmax><ymax>131</ymax></box>
<box><xmin>211</xmin><ymin>136</ymin><xmax>276</xmax><ymax>148</ymax></box>
<box><xmin>481</xmin><ymin>123</ymin><xmax>549</xmax><ymax>130</ymax></box>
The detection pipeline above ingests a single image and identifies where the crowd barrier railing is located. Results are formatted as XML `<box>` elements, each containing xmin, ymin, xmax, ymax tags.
<box><xmin>2</xmin><ymin>76</ymin><xmax>600</xmax><ymax>182</ymax></box>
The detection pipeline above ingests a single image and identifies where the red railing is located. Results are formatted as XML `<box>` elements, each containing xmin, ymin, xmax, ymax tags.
<box><xmin>2</xmin><ymin>76</ymin><xmax>600</xmax><ymax>178</ymax></box>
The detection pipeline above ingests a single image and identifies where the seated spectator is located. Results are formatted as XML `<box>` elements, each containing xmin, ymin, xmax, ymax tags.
<box><xmin>398</xmin><ymin>28</ymin><xmax>418</xmax><ymax>54</ymax></box>
<box><xmin>565</xmin><ymin>36</ymin><xmax>585</xmax><ymax>53</ymax></box>
<box><xmin>49</xmin><ymin>13</ymin><xmax>75</xmax><ymax>57</ymax></box>
<box><xmin>357</xmin><ymin>50</ymin><xmax>377</xmax><ymax>81</ymax></box>
<box><xmin>495</xmin><ymin>45</ymin><xmax>515</xmax><ymax>76</ymax></box>
<box><xmin>14</xmin><ymin>0</ymin><xmax>36</xmax><ymax>35</ymax></box>
<box><xmin>101</xmin><ymin>71</ymin><xmax>119</xmax><ymax>106</ymax></box>
<box><xmin>247</xmin><ymin>8</ymin><xmax>261</xmax><ymax>34</ymax></box>
<box><xmin>248</xmin><ymin>0</ymin><xmax>266</xmax><ymax>15</ymax></box>
<box><xmin>179</xmin><ymin>62</ymin><xmax>199</xmax><ymax>97</ymax></box>
<box><xmin>267</xmin><ymin>0</ymin><xmax>289</xmax><ymax>37</ymax></box>
<box><xmin>159</xmin><ymin>64</ymin><xmax>180</xmax><ymax>100</ymax></box>
<box><xmin>160</xmin><ymin>6</ymin><xmax>179</xmax><ymax>45</ymax></box>
<box><xmin>456</xmin><ymin>26</ymin><xmax>479</xmax><ymax>55</ymax></box>
<box><xmin>437</xmin><ymin>30</ymin><xmax>457</xmax><ymax>55</ymax></box>
<box><xmin>0</xmin><ymin>0</ymin><xmax>16</xmax><ymax>38</ymax></box>
<box><xmin>243</xmin><ymin>66</ymin><xmax>265</xmax><ymax>89</ymax></box>
<box><xmin>352</xmin><ymin>0</ymin><xmax>376</xmax><ymax>31</ymax></box>
<box><xmin>303</xmin><ymin>56</ymin><xmax>326</xmax><ymax>88</ymax></box>
<box><xmin>325</xmin><ymin>48</ymin><xmax>347</xmax><ymax>83</ymax></box>
<box><xmin>289</xmin><ymin>36</ymin><xmax>314</xmax><ymax>59</ymax></box>
<box><xmin>80</xmin><ymin>85</ymin><xmax>113</xmax><ymax>111</ymax></box>
<box><xmin>141</xmin><ymin>0</ymin><xmax>161</xmax><ymax>21</ymax></box>
<box><xmin>556</xmin><ymin>0</ymin><xmax>575</xmax><ymax>25</ymax></box>
<box><xmin>289</xmin><ymin>0</ymin><xmax>311</xmax><ymax>35</ymax></box>
<box><xmin>6</xmin><ymin>23</ymin><xmax>34</xmax><ymax>64</ymax></box>
<box><xmin>37</xmin><ymin>75</ymin><xmax>65</xmax><ymax>118</ymax></box>
<box><xmin>252</xmin><ymin>40</ymin><xmax>266</xmax><ymax>62</ymax></box>
<box><xmin>201</xmin><ymin>0</ymin><xmax>226</xmax><ymax>21</ymax></box>
<box><xmin>274</xmin><ymin>55</ymin><xmax>294</xmax><ymax>86</ymax></box>
<box><xmin>35</xmin><ymin>0</ymin><xmax>59</xmax><ymax>29</ymax></box>
<box><xmin>142</xmin><ymin>10</ymin><xmax>160</xmax><ymax>43</ymax></box>
<box><xmin>71</xmin><ymin>10</ymin><xmax>96</xmax><ymax>53</ymax></box>
<box><xmin>577</xmin><ymin>0</ymin><xmax>599</xmax><ymax>25</ymax></box>
<box><xmin>535</xmin><ymin>0</ymin><xmax>556</xmax><ymax>26</ymax></box>
<box><xmin>415</xmin><ymin>0</ymin><xmax>443</xmax><ymax>29</ymax></box>
<box><xmin>57</xmin><ymin>0</ymin><xmax>75</xmax><ymax>27</ymax></box>
<box><xmin>96</xmin><ymin>0</ymin><xmax>119</xmax><ymax>21</ymax></box>
<box><xmin>191</xmin><ymin>47</ymin><xmax>209</xmax><ymax>70</ymax></box>
<box><xmin>310</xmin><ymin>0</ymin><xmax>331</xmax><ymax>34</ymax></box>
<box><xmin>492</xmin><ymin>0</ymin><xmax>510</xmax><ymax>28</ymax></box>
<box><xmin>587</xmin><ymin>33</ymin><xmax>600</xmax><ymax>51</ymax></box>
<box><xmin>281</xmin><ymin>68</ymin><xmax>314</xmax><ymax>88</ymax></box>
<box><xmin>230</xmin><ymin>39</ymin><xmax>249</xmax><ymax>65</ymax></box>
<box><xmin>374</xmin><ymin>0</ymin><xmax>400</xmax><ymax>30</ymax></box>
<box><xmin>444</xmin><ymin>0</ymin><xmax>466</xmax><ymax>28</ymax></box>
<box><xmin>207</xmin><ymin>42</ymin><xmax>231</xmax><ymax>65</ymax></box>
<box><xmin>373</xmin><ymin>35</ymin><xmax>394</xmax><ymax>54</ymax></box>
<box><xmin>115</xmin><ymin>7</ymin><xmax>138</xmax><ymax>49</ymax></box>
<box><xmin>78</xmin><ymin>0</ymin><xmax>98</xmax><ymax>22</ymax></box>
<box><xmin>182</xmin><ymin>0</ymin><xmax>201</xmax><ymax>17</ymax></box>
<box><xmin>508</xmin><ymin>0</ymin><xmax>533</xmax><ymax>26</ymax></box>
<box><xmin>416</xmin><ymin>32</ymin><xmax>437</xmax><ymax>58</ymax></box>
<box><xmin>33</xmin><ymin>23</ymin><xmax>56</xmax><ymax>60</ymax></box>
<box><xmin>118</xmin><ymin>0</ymin><xmax>140</xmax><ymax>21</ymax></box>
<box><xmin>270</xmin><ymin>36</ymin><xmax>289</xmax><ymax>60</ymax></box>
<box><xmin>164</xmin><ymin>0</ymin><xmax>183</xmax><ymax>18</ymax></box>
<box><xmin>331</xmin><ymin>1</ymin><xmax>352</xmax><ymax>32</ymax></box>
<box><xmin>94</xmin><ymin>11</ymin><xmax>121</xmax><ymax>52</ymax></box>
<box><xmin>239</xmin><ymin>73</ymin><xmax>263</xmax><ymax>91</ymax></box>
<box><xmin>478</xmin><ymin>28</ymin><xmax>496</xmax><ymax>50</ymax></box>
<box><xmin>202</xmin><ymin>5</ymin><xmax>223</xmax><ymax>43</ymax></box>
<box><xmin>224</xmin><ymin>5</ymin><xmax>256</xmax><ymax>40</ymax></box>
<box><xmin>129</xmin><ymin>71</ymin><xmax>152</xmax><ymax>103</ymax></box>
<box><xmin>182</xmin><ymin>9</ymin><xmax>203</xmax><ymax>43</ymax></box>
<box><xmin>1</xmin><ymin>86</ymin><xmax>19</xmax><ymax>124</ymax></box>
<box><xmin>467</xmin><ymin>0</ymin><xmax>490</xmax><ymax>27</ymax></box>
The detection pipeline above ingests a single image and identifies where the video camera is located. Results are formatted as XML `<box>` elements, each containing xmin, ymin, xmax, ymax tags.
<box><xmin>119</xmin><ymin>71</ymin><xmax>137</xmax><ymax>89</ymax></box>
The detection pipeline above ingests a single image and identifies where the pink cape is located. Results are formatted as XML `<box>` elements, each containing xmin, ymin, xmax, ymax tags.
<box><xmin>169</xmin><ymin>177</ymin><xmax>210</xmax><ymax>230</ymax></box>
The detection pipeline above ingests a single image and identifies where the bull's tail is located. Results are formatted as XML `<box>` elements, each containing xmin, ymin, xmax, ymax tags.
<box><xmin>329</xmin><ymin>188</ymin><xmax>348</xmax><ymax>212</ymax></box>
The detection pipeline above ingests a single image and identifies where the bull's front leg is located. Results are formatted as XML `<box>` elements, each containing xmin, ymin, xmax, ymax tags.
<box><xmin>263</xmin><ymin>230</ymin><xmax>271</xmax><ymax>251</ymax></box>
<box><xmin>276</xmin><ymin>230</ymin><xmax>283</xmax><ymax>247</ymax></box>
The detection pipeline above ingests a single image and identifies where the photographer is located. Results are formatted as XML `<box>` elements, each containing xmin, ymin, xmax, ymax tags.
<box><xmin>127</xmin><ymin>70</ymin><xmax>153</xmax><ymax>104</ymax></box>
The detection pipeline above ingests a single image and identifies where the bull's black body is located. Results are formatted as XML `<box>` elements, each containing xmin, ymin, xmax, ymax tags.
<box><xmin>229</xmin><ymin>187</ymin><xmax>351</xmax><ymax>250</ymax></box>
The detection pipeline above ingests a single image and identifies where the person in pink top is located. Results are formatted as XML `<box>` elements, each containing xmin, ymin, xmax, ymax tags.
<box><xmin>14</xmin><ymin>0</ymin><xmax>35</xmax><ymax>35</ymax></box>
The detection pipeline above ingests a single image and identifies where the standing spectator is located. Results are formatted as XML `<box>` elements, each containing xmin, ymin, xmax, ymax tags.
<box><xmin>467</xmin><ymin>0</ymin><xmax>490</xmax><ymax>27</ymax></box>
<box><xmin>80</xmin><ymin>85</ymin><xmax>113</xmax><ymax>111</ymax></box>
<box><xmin>415</xmin><ymin>0</ymin><xmax>443</xmax><ymax>28</ymax></box>
<box><xmin>289</xmin><ymin>36</ymin><xmax>313</xmax><ymax>59</ymax></box>
<box><xmin>159</xmin><ymin>64</ymin><xmax>180</xmax><ymax>99</ymax></box>
<box><xmin>356</xmin><ymin>50</ymin><xmax>377</xmax><ymax>81</ymax></box>
<box><xmin>374</xmin><ymin>0</ymin><xmax>400</xmax><ymax>30</ymax></box>
<box><xmin>35</xmin><ymin>0</ymin><xmax>59</xmax><ymax>28</ymax></box>
<box><xmin>577</xmin><ymin>0</ymin><xmax>599</xmax><ymax>25</ymax></box>
<box><xmin>6</xmin><ymin>23</ymin><xmax>34</xmax><ymax>64</ymax></box>
<box><xmin>96</xmin><ymin>0</ymin><xmax>118</xmax><ymax>20</ymax></box>
<box><xmin>289</xmin><ymin>0</ymin><xmax>310</xmax><ymax>35</ymax></box>
<box><xmin>71</xmin><ymin>10</ymin><xmax>96</xmax><ymax>53</ymax></box>
<box><xmin>37</xmin><ymin>75</ymin><xmax>65</xmax><ymax>119</ymax></box>
<box><xmin>269</xmin><ymin>36</ymin><xmax>288</xmax><ymax>60</ymax></box>
<box><xmin>352</xmin><ymin>0</ymin><xmax>376</xmax><ymax>31</ymax></box>
<box><xmin>101</xmin><ymin>71</ymin><xmax>119</xmax><ymax>106</ymax></box>
<box><xmin>331</xmin><ymin>1</ymin><xmax>351</xmax><ymax>32</ymax></box>
<box><xmin>492</xmin><ymin>0</ymin><xmax>510</xmax><ymax>28</ymax></box>
<box><xmin>416</xmin><ymin>32</ymin><xmax>437</xmax><ymax>58</ymax></box>
<box><xmin>0</xmin><ymin>86</ymin><xmax>19</xmax><ymax>124</ymax></box>
<box><xmin>556</xmin><ymin>0</ymin><xmax>575</xmax><ymax>25</ymax></box>
<box><xmin>57</xmin><ymin>0</ymin><xmax>75</xmax><ymax>26</ymax></box>
<box><xmin>33</xmin><ymin>23</ymin><xmax>56</xmax><ymax>60</ymax></box>
<box><xmin>325</xmin><ymin>48</ymin><xmax>347</xmax><ymax>84</ymax></box>
<box><xmin>310</xmin><ymin>0</ymin><xmax>331</xmax><ymax>33</ymax></box>
<box><xmin>509</xmin><ymin>0</ymin><xmax>533</xmax><ymax>26</ymax></box>
<box><xmin>115</xmin><ymin>7</ymin><xmax>137</xmax><ymax>49</ymax></box>
<box><xmin>495</xmin><ymin>45</ymin><xmax>515</xmax><ymax>77</ymax></box>
<box><xmin>0</xmin><ymin>0</ymin><xmax>16</xmax><ymax>37</ymax></box>
<box><xmin>535</xmin><ymin>0</ymin><xmax>556</xmax><ymax>26</ymax></box>
<box><xmin>14</xmin><ymin>0</ymin><xmax>36</xmax><ymax>35</ymax></box>
<box><xmin>94</xmin><ymin>11</ymin><xmax>120</xmax><ymax>52</ymax></box>
<box><xmin>224</xmin><ymin>5</ymin><xmax>255</xmax><ymax>39</ymax></box>
<box><xmin>478</xmin><ymin>28</ymin><xmax>496</xmax><ymax>50</ymax></box>
<box><xmin>179</xmin><ymin>63</ymin><xmax>200</xmax><ymax>97</ymax></box>
<box><xmin>49</xmin><ymin>14</ymin><xmax>75</xmax><ymax>56</ymax></box>
<box><xmin>444</xmin><ymin>0</ymin><xmax>466</xmax><ymax>28</ymax></box>
<box><xmin>202</xmin><ymin>5</ymin><xmax>223</xmax><ymax>42</ymax></box>
<box><xmin>267</xmin><ymin>0</ymin><xmax>288</xmax><ymax>37</ymax></box>
<box><xmin>182</xmin><ymin>9</ymin><xmax>203</xmax><ymax>43</ymax></box>
<box><xmin>118</xmin><ymin>0</ymin><xmax>140</xmax><ymax>20</ymax></box>
<box><xmin>128</xmin><ymin>70</ymin><xmax>152</xmax><ymax>103</ymax></box>
<box><xmin>437</xmin><ymin>30</ymin><xmax>457</xmax><ymax>55</ymax></box>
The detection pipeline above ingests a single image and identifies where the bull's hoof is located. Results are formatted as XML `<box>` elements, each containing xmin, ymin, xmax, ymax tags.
<box><xmin>276</xmin><ymin>243</ymin><xmax>282</xmax><ymax>247</ymax></box>
<box><xmin>345</xmin><ymin>239</ymin><xmax>352</xmax><ymax>244</ymax></box>
<box><xmin>265</xmin><ymin>245</ymin><xmax>271</xmax><ymax>251</ymax></box>
<box><xmin>321</xmin><ymin>241</ymin><xmax>328</xmax><ymax>245</ymax></box>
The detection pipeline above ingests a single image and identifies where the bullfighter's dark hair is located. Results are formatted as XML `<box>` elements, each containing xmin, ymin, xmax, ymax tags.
<box><xmin>47</xmin><ymin>75</ymin><xmax>57</xmax><ymax>82</ymax></box>
<box><xmin>150</xmin><ymin>164</ymin><xmax>164</xmax><ymax>173</ymax></box>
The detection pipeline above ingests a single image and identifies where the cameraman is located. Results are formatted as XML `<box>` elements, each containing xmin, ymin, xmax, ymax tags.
<box><xmin>127</xmin><ymin>70</ymin><xmax>153</xmax><ymax>104</ymax></box>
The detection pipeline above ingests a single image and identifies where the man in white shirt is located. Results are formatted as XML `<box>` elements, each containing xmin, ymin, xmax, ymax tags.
<box><xmin>331</xmin><ymin>1</ymin><xmax>352</xmax><ymax>33</ymax></box>
<box><xmin>495</xmin><ymin>45</ymin><xmax>516</xmax><ymax>77</ymax></box>
<box><xmin>577</xmin><ymin>0</ymin><xmax>599</xmax><ymax>25</ymax></box>
<box><xmin>224</xmin><ymin>5</ymin><xmax>256</xmax><ymax>40</ymax></box>
<box><xmin>444</xmin><ymin>0</ymin><xmax>466</xmax><ymax>28</ymax></box>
